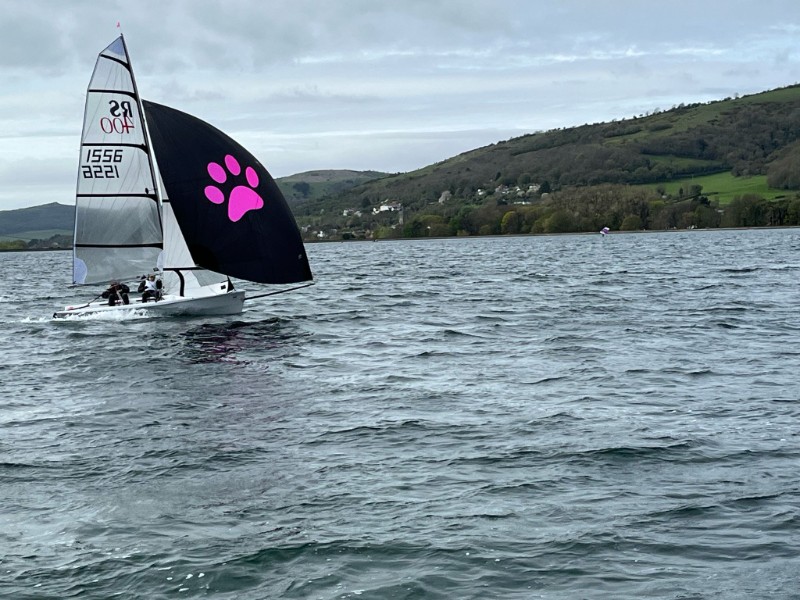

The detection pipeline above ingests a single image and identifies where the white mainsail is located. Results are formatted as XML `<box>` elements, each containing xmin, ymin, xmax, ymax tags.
<box><xmin>73</xmin><ymin>37</ymin><xmax>162</xmax><ymax>285</ymax></box>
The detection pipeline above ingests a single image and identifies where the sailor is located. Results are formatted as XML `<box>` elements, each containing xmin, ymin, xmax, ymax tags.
<box><xmin>102</xmin><ymin>281</ymin><xmax>130</xmax><ymax>306</ymax></box>
<box><xmin>140</xmin><ymin>274</ymin><xmax>162</xmax><ymax>303</ymax></box>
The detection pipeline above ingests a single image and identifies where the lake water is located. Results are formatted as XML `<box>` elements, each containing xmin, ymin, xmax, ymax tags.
<box><xmin>1</xmin><ymin>229</ymin><xmax>799</xmax><ymax>599</ymax></box>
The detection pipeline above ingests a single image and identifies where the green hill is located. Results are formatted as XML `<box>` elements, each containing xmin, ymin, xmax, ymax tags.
<box><xmin>0</xmin><ymin>203</ymin><xmax>74</xmax><ymax>246</ymax></box>
<box><xmin>0</xmin><ymin>202</ymin><xmax>74</xmax><ymax>236</ymax></box>
<box><xmin>296</xmin><ymin>85</ymin><xmax>800</xmax><ymax>239</ymax></box>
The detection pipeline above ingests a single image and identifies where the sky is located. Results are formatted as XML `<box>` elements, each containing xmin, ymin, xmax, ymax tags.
<box><xmin>1</xmin><ymin>0</ymin><xmax>800</xmax><ymax>210</ymax></box>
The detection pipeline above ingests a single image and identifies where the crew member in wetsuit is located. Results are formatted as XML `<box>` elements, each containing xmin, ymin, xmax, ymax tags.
<box><xmin>139</xmin><ymin>274</ymin><xmax>162</xmax><ymax>302</ymax></box>
<box><xmin>102</xmin><ymin>281</ymin><xmax>130</xmax><ymax>306</ymax></box>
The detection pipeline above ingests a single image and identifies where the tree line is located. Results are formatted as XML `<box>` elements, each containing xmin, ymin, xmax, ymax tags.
<box><xmin>381</xmin><ymin>185</ymin><xmax>800</xmax><ymax>239</ymax></box>
<box><xmin>0</xmin><ymin>234</ymin><xmax>72</xmax><ymax>251</ymax></box>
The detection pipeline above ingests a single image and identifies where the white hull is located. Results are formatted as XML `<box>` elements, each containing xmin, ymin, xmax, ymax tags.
<box><xmin>53</xmin><ymin>290</ymin><xmax>245</xmax><ymax>319</ymax></box>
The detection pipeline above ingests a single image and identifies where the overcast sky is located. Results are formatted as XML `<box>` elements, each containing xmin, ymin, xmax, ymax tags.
<box><xmin>1</xmin><ymin>0</ymin><xmax>799</xmax><ymax>210</ymax></box>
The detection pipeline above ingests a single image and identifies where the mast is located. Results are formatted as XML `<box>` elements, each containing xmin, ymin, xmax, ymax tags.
<box><xmin>119</xmin><ymin>34</ymin><xmax>163</xmax><ymax>237</ymax></box>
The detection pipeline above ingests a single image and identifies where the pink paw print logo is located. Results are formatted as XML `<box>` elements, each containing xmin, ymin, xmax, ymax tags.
<box><xmin>204</xmin><ymin>154</ymin><xmax>265</xmax><ymax>222</ymax></box>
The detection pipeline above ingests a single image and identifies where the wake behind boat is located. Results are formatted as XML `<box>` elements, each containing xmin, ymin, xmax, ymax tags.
<box><xmin>55</xmin><ymin>35</ymin><xmax>312</xmax><ymax>319</ymax></box>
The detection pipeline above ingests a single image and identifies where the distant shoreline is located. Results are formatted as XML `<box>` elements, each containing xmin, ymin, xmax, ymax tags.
<box><xmin>0</xmin><ymin>247</ymin><xmax>71</xmax><ymax>253</ymax></box>
<box><xmin>2</xmin><ymin>225</ymin><xmax>797</xmax><ymax>252</ymax></box>
<box><xmin>322</xmin><ymin>224</ymin><xmax>800</xmax><ymax>243</ymax></box>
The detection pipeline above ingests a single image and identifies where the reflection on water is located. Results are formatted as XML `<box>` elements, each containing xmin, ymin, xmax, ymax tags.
<box><xmin>178</xmin><ymin>318</ymin><xmax>304</xmax><ymax>364</ymax></box>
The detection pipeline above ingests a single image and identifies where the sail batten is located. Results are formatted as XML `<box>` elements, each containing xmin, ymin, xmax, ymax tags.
<box><xmin>81</xmin><ymin>143</ymin><xmax>147</xmax><ymax>148</ymax></box>
<box><xmin>88</xmin><ymin>89</ymin><xmax>137</xmax><ymax>96</ymax></box>
<box><xmin>76</xmin><ymin>243</ymin><xmax>163</xmax><ymax>248</ymax></box>
<box><xmin>77</xmin><ymin>194</ymin><xmax>157</xmax><ymax>199</ymax></box>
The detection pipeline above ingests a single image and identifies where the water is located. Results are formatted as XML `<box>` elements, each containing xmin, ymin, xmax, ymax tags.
<box><xmin>1</xmin><ymin>229</ymin><xmax>799</xmax><ymax>599</ymax></box>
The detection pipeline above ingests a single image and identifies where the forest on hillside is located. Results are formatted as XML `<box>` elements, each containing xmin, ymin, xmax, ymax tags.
<box><xmin>0</xmin><ymin>234</ymin><xmax>72</xmax><ymax>251</ymax></box>
<box><xmin>308</xmin><ymin>184</ymin><xmax>799</xmax><ymax>241</ymax></box>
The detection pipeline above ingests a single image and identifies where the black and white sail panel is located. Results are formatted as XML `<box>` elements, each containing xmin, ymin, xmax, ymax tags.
<box><xmin>143</xmin><ymin>101</ymin><xmax>312</xmax><ymax>285</ymax></box>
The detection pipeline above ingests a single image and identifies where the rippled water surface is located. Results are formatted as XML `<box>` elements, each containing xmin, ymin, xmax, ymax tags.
<box><xmin>2</xmin><ymin>229</ymin><xmax>799</xmax><ymax>599</ymax></box>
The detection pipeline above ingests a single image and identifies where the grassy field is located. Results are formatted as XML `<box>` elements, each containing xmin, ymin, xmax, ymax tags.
<box><xmin>652</xmin><ymin>172</ymin><xmax>788</xmax><ymax>205</ymax></box>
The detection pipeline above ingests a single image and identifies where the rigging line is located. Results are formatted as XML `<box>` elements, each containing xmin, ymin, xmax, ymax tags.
<box><xmin>244</xmin><ymin>282</ymin><xmax>315</xmax><ymax>301</ymax></box>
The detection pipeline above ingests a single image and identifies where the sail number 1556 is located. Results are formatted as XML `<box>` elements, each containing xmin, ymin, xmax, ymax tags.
<box><xmin>82</xmin><ymin>148</ymin><xmax>123</xmax><ymax>179</ymax></box>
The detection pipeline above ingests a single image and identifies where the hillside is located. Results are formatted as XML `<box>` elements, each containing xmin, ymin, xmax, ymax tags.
<box><xmin>0</xmin><ymin>202</ymin><xmax>74</xmax><ymax>237</ymax></box>
<box><xmin>295</xmin><ymin>85</ymin><xmax>800</xmax><ymax>239</ymax></box>
<box><xmin>0</xmin><ymin>202</ymin><xmax>74</xmax><ymax>249</ymax></box>
<box><xmin>317</xmin><ymin>85</ymin><xmax>800</xmax><ymax>211</ymax></box>
<box><xmin>277</xmin><ymin>169</ymin><xmax>389</xmax><ymax>204</ymax></box>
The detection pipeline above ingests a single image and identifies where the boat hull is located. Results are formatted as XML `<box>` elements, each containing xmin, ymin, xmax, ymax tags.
<box><xmin>53</xmin><ymin>290</ymin><xmax>246</xmax><ymax>319</ymax></box>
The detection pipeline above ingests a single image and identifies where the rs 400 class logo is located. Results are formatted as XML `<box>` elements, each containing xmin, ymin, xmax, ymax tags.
<box><xmin>98</xmin><ymin>100</ymin><xmax>136</xmax><ymax>134</ymax></box>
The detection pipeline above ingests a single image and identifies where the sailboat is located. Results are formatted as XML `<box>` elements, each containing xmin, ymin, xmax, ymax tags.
<box><xmin>54</xmin><ymin>36</ymin><xmax>312</xmax><ymax>319</ymax></box>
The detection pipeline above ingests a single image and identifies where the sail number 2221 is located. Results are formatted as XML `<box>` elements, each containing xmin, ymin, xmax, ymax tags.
<box><xmin>82</xmin><ymin>148</ymin><xmax>123</xmax><ymax>179</ymax></box>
